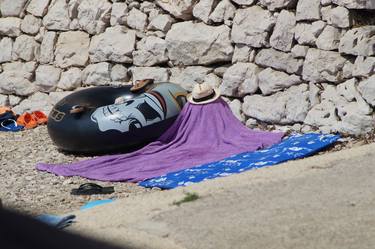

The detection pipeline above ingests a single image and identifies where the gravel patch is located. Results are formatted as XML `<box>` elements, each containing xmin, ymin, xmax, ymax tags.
<box><xmin>0</xmin><ymin>126</ymin><xmax>157</xmax><ymax>216</ymax></box>
<box><xmin>1</xmin><ymin>125</ymin><xmax>373</xmax><ymax>216</ymax></box>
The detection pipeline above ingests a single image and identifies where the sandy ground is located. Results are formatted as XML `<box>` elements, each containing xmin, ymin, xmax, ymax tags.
<box><xmin>0</xmin><ymin>124</ymin><xmax>371</xmax><ymax>217</ymax></box>
<box><xmin>0</xmin><ymin>126</ymin><xmax>157</xmax><ymax>215</ymax></box>
<box><xmin>70</xmin><ymin>142</ymin><xmax>375</xmax><ymax>249</ymax></box>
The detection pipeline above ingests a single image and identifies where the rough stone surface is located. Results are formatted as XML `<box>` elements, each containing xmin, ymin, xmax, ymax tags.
<box><xmin>296</xmin><ymin>0</ymin><xmax>321</xmax><ymax>21</ymax></box>
<box><xmin>0</xmin><ymin>0</ymin><xmax>27</xmax><ymax>17</ymax></box>
<box><xmin>231</xmin><ymin>6</ymin><xmax>276</xmax><ymax>47</ymax></box>
<box><xmin>209</xmin><ymin>0</ymin><xmax>236</xmax><ymax>23</ymax></box>
<box><xmin>57</xmin><ymin>67</ymin><xmax>82</xmax><ymax>90</ymax></box>
<box><xmin>82</xmin><ymin>62</ymin><xmax>111</xmax><ymax>86</ymax></box>
<box><xmin>255</xmin><ymin>48</ymin><xmax>304</xmax><ymax>74</ymax></box>
<box><xmin>39</xmin><ymin>31</ymin><xmax>57</xmax><ymax>64</ymax></box>
<box><xmin>243</xmin><ymin>84</ymin><xmax>309</xmax><ymax>124</ymax></box>
<box><xmin>110</xmin><ymin>2</ymin><xmax>128</xmax><ymax>26</ymax></box>
<box><xmin>130</xmin><ymin>67</ymin><xmax>169</xmax><ymax>83</ymax></box>
<box><xmin>353</xmin><ymin>56</ymin><xmax>375</xmax><ymax>77</ymax></box>
<box><xmin>166</xmin><ymin>21</ymin><xmax>233</xmax><ymax>66</ymax></box>
<box><xmin>77</xmin><ymin>0</ymin><xmax>111</xmax><ymax>35</ymax></box>
<box><xmin>13</xmin><ymin>92</ymin><xmax>52</xmax><ymax>114</ymax></box>
<box><xmin>0</xmin><ymin>62</ymin><xmax>36</xmax><ymax>96</ymax></box>
<box><xmin>232</xmin><ymin>45</ymin><xmax>255</xmax><ymax>63</ymax></box>
<box><xmin>21</xmin><ymin>15</ymin><xmax>42</xmax><ymax>35</ymax></box>
<box><xmin>294</xmin><ymin>21</ymin><xmax>326</xmax><ymax>46</ymax></box>
<box><xmin>35</xmin><ymin>65</ymin><xmax>61</xmax><ymax>92</ymax></box>
<box><xmin>302</xmin><ymin>48</ymin><xmax>347</xmax><ymax>83</ymax></box>
<box><xmin>305</xmin><ymin>80</ymin><xmax>373</xmax><ymax>135</ymax></box>
<box><xmin>326</xmin><ymin>6</ymin><xmax>351</xmax><ymax>28</ymax></box>
<box><xmin>316</xmin><ymin>25</ymin><xmax>342</xmax><ymax>51</ymax></box>
<box><xmin>0</xmin><ymin>94</ymin><xmax>8</xmax><ymax>106</ymax></box>
<box><xmin>126</xmin><ymin>8</ymin><xmax>148</xmax><ymax>30</ymax></box>
<box><xmin>155</xmin><ymin>0</ymin><xmax>196</xmax><ymax>20</ymax></box>
<box><xmin>359</xmin><ymin>75</ymin><xmax>375</xmax><ymax>106</ymax></box>
<box><xmin>270</xmin><ymin>10</ymin><xmax>296</xmax><ymax>52</ymax></box>
<box><xmin>258</xmin><ymin>68</ymin><xmax>302</xmax><ymax>95</ymax></box>
<box><xmin>339</xmin><ymin>26</ymin><xmax>375</xmax><ymax>56</ymax></box>
<box><xmin>89</xmin><ymin>26</ymin><xmax>136</xmax><ymax>63</ymax></box>
<box><xmin>170</xmin><ymin>66</ymin><xmax>212</xmax><ymax>91</ymax></box>
<box><xmin>26</xmin><ymin>0</ymin><xmax>50</xmax><ymax>17</ymax></box>
<box><xmin>133</xmin><ymin>36</ymin><xmax>168</xmax><ymax>66</ymax></box>
<box><xmin>55</xmin><ymin>31</ymin><xmax>89</xmax><ymax>68</ymax></box>
<box><xmin>220</xmin><ymin>63</ymin><xmax>261</xmax><ymax>97</ymax></box>
<box><xmin>227</xmin><ymin>98</ymin><xmax>245</xmax><ymax>122</ymax></box>
<box><xmin>291</xmin><ymin>44</ymin><xmax>309</xmax><ymax>58</ymax></box>
<box><xmin>193</xmin><ymin>0</ymin><xmax>218</xmax><ymax>23</ymax></box>
<box><xmin>12</xmin><ymin>35</ymin><xmax>40</xmax><ymax>61</ymax></box>
<box><xmin>110</xmin><ymin>64</ymin><xmax>129</xmax><ymax>82</ymax></box>
<box><xmin>0</xmin><ymin>37</ymin><xmax>13</xmax><ymax>63</ymax></box>
<box><xmin>148</xmin><ymin>14</ymin><xmax>174</xmax><ymax>32</ymax></box>
<box><xmin>0</xmin><ymin>17</ymin><xmax>21</xmax><ymax>37</ymax></box>
<box><xmin>43</xmin><ymin>0</ymin><xmax>70</xmax><ymax>31</ymax></box>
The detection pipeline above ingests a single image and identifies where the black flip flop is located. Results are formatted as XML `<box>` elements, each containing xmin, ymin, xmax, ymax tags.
<box><xmin>70</xmin><ymin>183</ymin><xmax>115</xmax><ymax>195</ymax></box>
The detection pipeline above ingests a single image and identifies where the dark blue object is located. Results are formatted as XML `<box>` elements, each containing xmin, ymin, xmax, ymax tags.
<box><xmin>139</xmin><ymin>133</ymin><xmax>340</xmax><ymax>189</ymax></box>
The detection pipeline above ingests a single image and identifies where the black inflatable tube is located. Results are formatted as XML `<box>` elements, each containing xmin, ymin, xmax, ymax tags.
<box><xmin>48</xmin><ymin>83</ymin><xmax>187</xmax><ymax>154</ymax></box>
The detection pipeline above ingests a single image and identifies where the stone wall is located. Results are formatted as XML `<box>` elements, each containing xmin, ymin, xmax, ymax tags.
<box><xmin>0</xmin><ymin>0</ymin><xmax>374</xmax><ymax>135</ymax></box>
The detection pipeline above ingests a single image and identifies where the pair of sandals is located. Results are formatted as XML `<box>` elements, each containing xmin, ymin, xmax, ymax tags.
<box><xmin>17</xmin><ymin>111</ymin><xmax>48</xmax><ymax>129</ymax></box>
<box><xmin>71</xmin><ymin>183</ymin><xmax>115</xmax><ymax>195</ymax></box>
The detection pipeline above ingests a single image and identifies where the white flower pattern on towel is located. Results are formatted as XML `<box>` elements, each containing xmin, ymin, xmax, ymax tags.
<box><xmin>139</xmin><ymin>133</ymin><xmax>340</xmax><ymax>189</ymax></box>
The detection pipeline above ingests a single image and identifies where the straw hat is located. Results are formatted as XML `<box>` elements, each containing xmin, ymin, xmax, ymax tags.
<box><xmin>187</xmin><ymin>83</ymin><xmax>221</xmax><ymax>105</ymax></box>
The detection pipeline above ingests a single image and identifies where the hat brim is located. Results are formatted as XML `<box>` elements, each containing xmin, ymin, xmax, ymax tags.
<box><xmin>187</xmin><ymin>88</ymin><xmax>221</xmax><ymax>105</ymax></box>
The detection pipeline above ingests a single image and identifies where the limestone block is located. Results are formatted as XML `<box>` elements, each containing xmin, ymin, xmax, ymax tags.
<box><xmin>110</xmin><ymin>64</ymin><xmax>129</xmax><ymax>82</ymax></box>
<box><xmin>231</xmin><ymin>6</ymin><xmax>275</xmax><ymax>47</ymax></box>
<box><xmin>12</xmin><ymin>35</ymin><xmax>40</xmax><ymax>61</ymax></box>
<box><xmin>133</xmin><ymin>36</ymin><xmax>168</xmax><ymax>66</ymax></box>
<box><xmin>166</xmin><ymin>21</ymin><xmax>233</xmax><ymax>65</ymax></box>
<box><xmin>13</xmin><ymin>92</ymin><xmax>53</xmax><ymax>114</ymax></box>
<box><xmin>39</xmin><ymin>31</ymin><xmax>57</xmax><ymax>64</ymax></box>
<box><xmin>155</xmin><ymin>0</ymin><xmax>196</xmax><ymax>20</ymax></box>
<box><xmin>148</xmin><ymin>14</ymin><xmax>174</xmax><ymax>32</ymax></box>
<box><xmin>316</xmin><ymin>25</ymin><xmax>342</xmax><ymax>51</ymax></box>
<box><xmin>0</xmin><ymin>17</ymin><xmax>21</xmax><ymax>37</ymax></box>
<box><xmin>170</xmin><ymin>66</ymin><xmax>212</xmax><ymax>91</ymax></box>
<box><xmin>21</xmin><ymin>15</ymin><xmax>42</xmax><ymax>35</ymax></box>
<box><xmin>193</xmin><ymin>0</ymin><xmax>218</xmax><ymax>23</ymax></box>
<box><xmin>26</xmin><ymin>0</ymin><xmax>50</xmax><ymax>17</ymax></box>
<box><xmin>326</xmin><ymin>6</ymin><xmax>351</xmax><ymax>28</ymax></box>
<box><xmin>55</xmin><ymin>31</ymin><xmax>89</xmax><ymax>68</ymax></box>
<box><xmin>35</xmin><ymin>65</ymin><xmax>61</xmax><ymax>92</ymax></box>
<box><xmin>9</xmin><ymin>95</ymin><xmax>21</xmax><ymax>106</ymax></box>
<box><xmin>77</xmin><ymin>0</ymin><xmax>111</xmax><ymax>34</ymax></box>
<box><xmin>58</xmin><ymin>67</ymin><xmax>82</xmax><ymax>90</ymax></box>
<box><xmin>269</xmin><ymin>10</ymin><xmax>296</xmax><ymax>52</ymax></box>
<box><xmin>291</xmin><ymin>45</ymin><xmax>309</xmax><ymax>58</ymax></box>
<box><xmin>353</xmin><ymin>56</ymin><xmax>375</xmax><ymax>77</ymax></box>
<box><xmin>89</xmin><ymin>26</ymin><xmax>136</xmax><ymax>63</ymax></box>
<box><xmin>255</xmin><ymin>48</ymin><xmax>304</xmax><ymax>74</ymax></box>
<box><xmin>230</xmin><ymin>0</ymin><xmax>256</xmax><ymax>5</ymax></box>
<box><xmin>343</xmin><ymin>60</ymin><xmax>354</xmax><ymax>79</ymax></box>
<box><xmin>82</xmin><ymin>62</ymin><xmax>111</xmax><ymax>86</ymax></box>
<box><xmin>0</xmin><ymin>62</ymin><xmax>37</xmax><ymax>96</ymax></box>
<box><xmin>232</xmin><ymin>44</ymin><xmax>255</xmax><ymax>63</ymax></box>
<box><xmin>220</xmin><ymin>63</ymin><xmax>261</xmax><ymax>97</ymax></box>
<box><xmin>228</xmin><ymin>98</ymin><xmax>245</xmax><ymax>122</ymax></box>
<box><xmin>0</xmin><ymin>38</ymin><xmax>13</xmax><ymax>63</ymax></box>
<box><xmin>130</xmin><ymin>67</ymin><xmax>169</xmax><ymax>83</ymax></box>
<box><xmin>0</xmin><ymin>94</ymin><xmax>8</xmax><ymax>106</ymax></box>
<box><xmin>204</xmin><ymin>73</ymin><xmax>222</xmax><ymax>88</ymax></box>
<box><xmin>259</xmin><ymin>0</ymin><xmax>297</xmax><ymax>11</ymax></box>
<box><xmin>110</xmin><ymin>2</ymin><xmax>128</xmax><ymax>26</ymax></box>
<box><xmin>43</xmin><ymin>0</ymin><xmax>70</xmax><ymax>31</ymax></box>
<box><xmin>258</xmin><ymin>68</ymin><xmax>302</xmax><ymax>95</ymax></box>
<box><xmin>332</xmin><ymin>0</ymin><xmax>375</xmax><ymax>9</ymax></box>
<box><xmin>140</xmin><ymin>1</ymin><xmax>156</xmax><ymax>14</ymax></box>
<box><xmin>0</xmin><ymin>0</ymin><xmax>27</xmax><ymax>17</ymax></box>
<box><xmin>243</xmin><ymin>84</ymin><xmax>309</xmax><ymax>124</ymax></box>
<box><xmin>294</xmin><ymin>21</ymin><xmax>326</xmax><ymax>46</ymax></box>
<box><xmin>302</xmin><ymin>48</ymin><xmax>347</xmax><ymax>83</ymax></box>
<box><xmin>296</xmin><ymin>0</ymin><xmax>321</xmax><ymax>21</ymax></box>
<box><xmin>126</xmin><ymin>8</ymin><xmax>148</xmax><ymax>30</ymax></box>
<box><xmin>339</xmin><ymin>26</ymin><xmax>375</xmax><ymax>56</ymax></box>
<box><xmin>209</xmin><ymin>0</ymin><xmax>236</xmax><ymax>23</ymax></box>
<box><xmin>359</xmin><ymin>74</ymin><xmax>375</xmax><ymax>106</ymax></box>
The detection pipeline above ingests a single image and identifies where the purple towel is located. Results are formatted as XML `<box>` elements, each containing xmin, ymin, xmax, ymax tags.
<box><xmin>36</xmin><ymin>99</ymin><xmax>284</xmax><ymax>182</ymax></box>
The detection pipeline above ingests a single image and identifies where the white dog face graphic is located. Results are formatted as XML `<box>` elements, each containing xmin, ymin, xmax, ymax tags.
<box><xmin>91</xmin><ymin>93</ymin><xmax>165</xmax><ymax>133</ymax></box>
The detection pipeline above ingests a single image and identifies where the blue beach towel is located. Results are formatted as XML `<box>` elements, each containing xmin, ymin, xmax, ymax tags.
<box><xmin>139</xmin><ymin>133</ymin><xmax>340</xmax><ymax>189</ymax></box>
